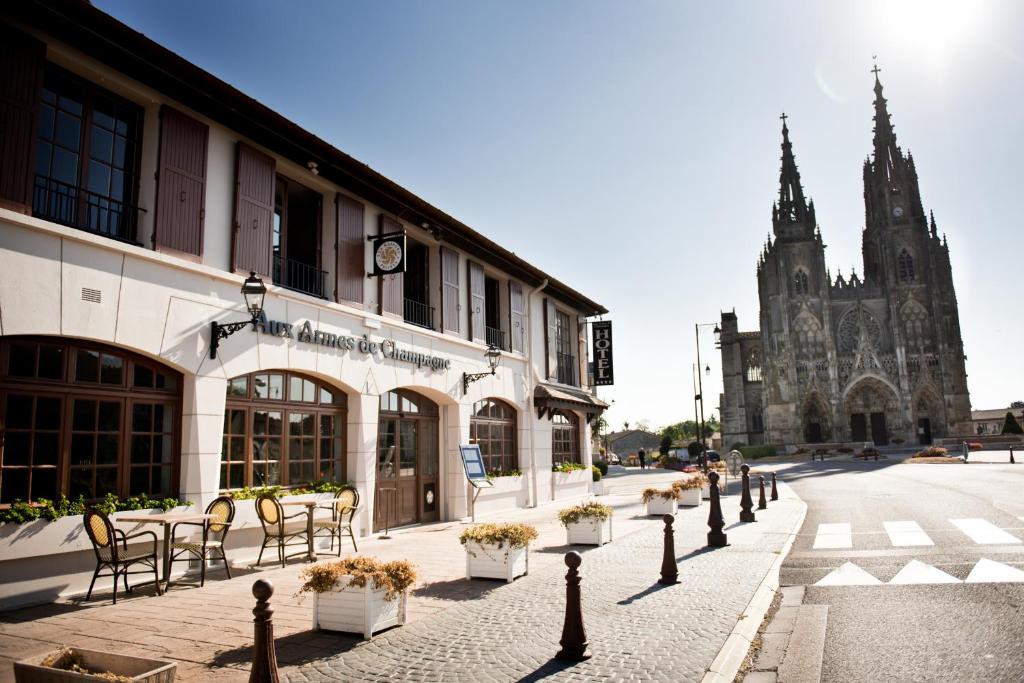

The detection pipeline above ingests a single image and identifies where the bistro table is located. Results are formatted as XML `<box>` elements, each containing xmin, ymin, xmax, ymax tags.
<box><xmin>280</xmin><ymin>499</ymin><xmax>319</xmax><ymax>562</ymax></box>
<box><xmin>118</xmin><ymin>512</ymin><xmax>215</xmax><ymax>589</ymax></box>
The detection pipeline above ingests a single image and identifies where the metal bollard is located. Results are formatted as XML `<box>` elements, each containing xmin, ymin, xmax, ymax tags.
<box><xmin>249</xmin><ymin>579</ymin><xmax>280</xmax><ymax>683</ymax></box>
<box><xmin>740</xmin><ymin>465</ymin><xmax>756</xmax><ymax>523</ymax></box>
<box><xmin>556</xmin><ymin>551</ymin><xmax>592</xmax><ymax>661</ymax></box>
<box><xmin>758</xmin><ymin>476</ymin><xmax>768</xmax><ymax>510</ymax></box>
<box><xmin>771</xmin><ymin>472</ymin><xmax>779</xmax><ymax>501</ymax></box>
<box><xmin>1011</xmin><ymin>448</ymin><xmax>1015</xmax><ymax>464</ymax></box>
<box><xmin>706</xmin><ymin>471</ymin><xmax>728</xmax><ymax>547</ymax></box>
<box><xmin>658</xmin><ymin>514</ymin><xmax>680</xmax><ymax>585</ymax></box>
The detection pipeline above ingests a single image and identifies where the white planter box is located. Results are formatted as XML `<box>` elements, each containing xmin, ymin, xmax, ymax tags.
<box><xmin>645</xmin><ymin>497</ymin><xmax>677</xmax><ymax>516</ymax></box>
<box><xmin>465</xmin><ymin>541</ymin><xmax>529</xmax><ymax>582</ymax></box>
<box><xmin>677</xmin><ymin>488</ymin><xmax>702</xmax><ymax>507</ymax></box>
<box><xmin>701</xmin><ymin>485</ymin><xmax>711</xmax><ymax>500</ymax></box>
<box><xmin>566</xmin><ymin>516</ymin><xmax>612</xmax><ymax>546</ymax></box>
<box><xmin>591</xmin><ymin>480</ymin><xmax>605</xmax><ymax>496</ymax></box>
<box><xmin>312</xmin><ymin>579</ymin><xmax>407</xmax><ymax>639</ymax></box>
<box><xmin>473</xmin><ymin>476</ymin><xmax>527</xmax><ymax>516</ymax></box>
<box><xmin>551</xmin><ymin>469</ymin><xmax>591</xmax><ymax>500</ymax></box>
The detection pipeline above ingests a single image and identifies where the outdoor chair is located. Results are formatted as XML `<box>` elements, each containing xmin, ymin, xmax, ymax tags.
<box><xmin>313</xmin><ymin>485</ymin><xmax>360</xmax><ymax>555</ymax></box>
<box><xmin>83</xmin><ymin>508</ymin><xmax>161</xmax><ymax>604</ymax></box>
<box><xmin>254</xmin><ymin>494</ymin><xmax>309</xmax><ymax>568</ymax></box>
<box><xmin>167</xmin><ymin>496</ymin><xmax>235</xmax><ymax>587</ymax></box>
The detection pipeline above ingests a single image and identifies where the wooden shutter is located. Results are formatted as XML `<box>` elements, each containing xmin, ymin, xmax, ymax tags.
<box><xmin>440</xmin><ymin>246</ymin><xmax>460</xmax><ymax>333</ymax></box>
<box><xmin>232</xmin><ymin>143</ymin><xmax>275</xmax><ymax>277</ymax></box>
<box><xmin>378</xmin><ymin>214</ymin><xmax>403</xmax><ymax>316</ymax></box>
<box><xmin>0</xmin><ymin>25</ymin><xmax>45</xmax><ymax>213</ymax></box>
<box><xmin>467</xmin><ymin>260</ymin><xmax>485</xmax><ymax>343</ymax></box>
<box><xmin>154</xmin><ymin>106</ymin><xmax>208</xmax><ymax>257</ymax></box>
<box><xmin>335</xmin><ymin>193</ymin><xmax>364</xmax><ymax>304</ymax></box>
<box><xmin>545</xmin><ymin>298</ymin><xmax>558</xmax><ymax>380</ymax></box>
<box><xmin>509</xmin><ymin>281</ymin><xmax>525</xmax><ymax>353</ymax></box>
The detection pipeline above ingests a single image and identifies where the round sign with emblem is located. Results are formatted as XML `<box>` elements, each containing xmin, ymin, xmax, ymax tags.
<box><xmin>374</xmin><ymin>239</ymin><xmax>403</xmax><ymax>273</ymax></box>
<box><xmin>726</xmin><ymin>450</ymin><xmax>745</xmax><ymax>476</ymax></box>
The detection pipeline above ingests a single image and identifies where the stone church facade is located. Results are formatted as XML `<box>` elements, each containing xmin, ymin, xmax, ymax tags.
<box><xmin>720</xmin><ymin>72</ymin><xmax>972</xmax><ymax>448</ymax></box>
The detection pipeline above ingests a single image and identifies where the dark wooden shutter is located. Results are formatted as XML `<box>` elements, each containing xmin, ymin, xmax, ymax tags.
<box><xmin>154</xmin><ymin>106</ymin><xmax>208</xmax><ymax>257</ymax></box>
<box><xmin>509</xmin><ymin>281</ymin><xmax>525</xmax><ymax>353</ymax></box>
<box><xmin>545</xmin><ymin>298</ymin><xmax>558</xmax><ymax>380</ymax></box>
<box><xmin>0</xmin><ymin>24</ymin><xmax>45</xmax><ymax>213</ymax></box>
<box><xmin>232</xmin><ymin>143</ymin><xmax>275</xmax><ymax>277</ymax></box>
<box><xmin>378</xmin><ymin>214</ymin><xmax>403</xmax><ymax>316</ymax></box>
<box><xmin>335</xmin><ymin>193</ymin><xmax>364</xmax><ymax>304</ymax></box>
<box><xmin>440</xmin><ymin>246</ymin><xmax>460</xmax><ymax>333</ymax></box>
<box><xmin>467</xmin><ymin>260</ymin><xmax>485</xmax><ymax>343</ymax></box>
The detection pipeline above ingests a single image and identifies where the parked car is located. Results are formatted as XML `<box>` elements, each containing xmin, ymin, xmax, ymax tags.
<box><xmin>666</xmin><ymin>449</ymin><xmax>691</xmax><ymax>465</ymax></box>
<box><xmin>606</xmin><ymin>452</ymin><xmax>621</xmax><ymax>465</ymax></box>
<box><xmin>705</xmin><ymin>450</ymin><xmax>721</xmax><ymax>463</ymax></box>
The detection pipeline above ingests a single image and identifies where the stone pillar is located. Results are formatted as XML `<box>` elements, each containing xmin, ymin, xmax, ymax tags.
<box><xmin>347</xmin><ymin>393</ymin><xmax>380</xmax><ymax>537</ymax></box>
<box><xmin>445</xmin><ymin>402</ymin><xmax>472</xmax><ymax>521</ymax></box>
<box><xmin>179</xmin><ymin>373</ymin><xmax>228</xmax><ymax>511</ymax></box>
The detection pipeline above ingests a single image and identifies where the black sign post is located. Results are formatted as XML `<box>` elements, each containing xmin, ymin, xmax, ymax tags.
<box><xmin>592</xmin><ymin>320</ymin><xmax>614</xmax><ymax>386</ymax></box>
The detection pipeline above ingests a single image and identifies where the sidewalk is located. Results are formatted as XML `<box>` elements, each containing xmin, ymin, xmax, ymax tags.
<box><xmin>0</xmin><ymin>476</ymin><xmax>805</xmax><ymax>682</ymax></box>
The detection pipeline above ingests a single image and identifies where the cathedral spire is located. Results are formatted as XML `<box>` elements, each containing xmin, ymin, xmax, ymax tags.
<box><xmin>871</xmin><ymin>62</ymin><xmax>900</xmax><ymax>183</ymax></box>
<box><xmin>774</xmin><ymin>112</ymin><xmax>810</xmax><ymax>233</ymax></box>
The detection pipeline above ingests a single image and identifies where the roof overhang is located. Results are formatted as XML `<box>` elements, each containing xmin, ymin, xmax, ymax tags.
<box><xmin>534</xmin><ymin>383</ymin><xmax>608</xmax><ymax>423</ymax></box>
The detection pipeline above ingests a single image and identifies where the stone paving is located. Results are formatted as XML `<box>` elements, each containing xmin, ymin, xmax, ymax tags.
<box><xmin>0</xmin><ymin>469</ymin><xmax>804</xmax><ymax>682</ymax></box>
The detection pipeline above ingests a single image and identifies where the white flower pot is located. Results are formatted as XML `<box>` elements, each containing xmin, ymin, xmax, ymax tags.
<box><xmin>701</xmin><ymin>485</ymin><xmax>711</xmax><ymax>500</ymax></box>
<box><xmin>566</xmin><ymin>516</ymin><xmax>613</xmax><ymax>546</ymax></box>
<box><xmin>312</xmin><ymin>578</ymin><xmax>407</xmax><ymax>640</ymax></box>
<box><xmin>465</xmin><ymin>541</ymin><xmax>529</xmax><ymax>582</ymax></box>
<box><xmin>677</xmin><ymin>487</ymin><xmax>702</xmax><ymax>507</ymax></box>
<box><xmin>591</xmin><ymin>480</ymin><xmax>605</xmax><ymax>496</ymax></box>
<box><xmin>645</xmin><ymin>497</ymin><xmax>677</xmax><ymax>516</ymax></box>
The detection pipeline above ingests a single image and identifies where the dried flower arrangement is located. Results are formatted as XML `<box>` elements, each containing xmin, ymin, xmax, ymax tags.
<box><xmin>40</xmin><ymin>648</ymin><xmax>132</xmax><ymax>682</ymax></box>
<box><xmin>298</xmin><ymin>556</ymin><xmax>417</xmax><ymax>602</ymax></box>
<box><xmin>671</xmin><ymin>473</ymin><xmax>710</xmax><ymax>492</ymax></box>
<box><xmin>459</xmin><ymin>522</ymin><xmax>539</xmax><ymax>550</ymax></box>
<box><xmin>557</xmin><ymin>501</ymin><xmax>612</xmax><ymax>526</ymax></box>
<box><xmin>641</xmin><ymin>487</ymin><xmax>678</xmax><ymax>503</ymax></box>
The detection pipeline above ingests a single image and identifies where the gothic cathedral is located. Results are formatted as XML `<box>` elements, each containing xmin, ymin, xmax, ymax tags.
<box><xmin>719</xmin><ymin>71</ymin><xmax>972</xmax><ymax>448</ymax></box>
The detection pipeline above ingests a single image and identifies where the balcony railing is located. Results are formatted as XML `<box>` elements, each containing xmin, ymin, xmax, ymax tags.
<box><xmin>486</xmin><ymin>326</ymin><xmax>505</xmax><ymax>350</ymax></box>
<box><xmin>404</xmin><ymin>298</ymin><xmax>434</xmax><ymax>330</ymax></box>
<box><xmin>556</xmin><ymin>352</ymin><xmax>578</xmax><ymax>386</ymax></box>
<box><xmin>273</xmin><ymin>254</ymin><xmax>327</xmax><ymax>299</ymax></box>
<box><xmin>32</xmin><ymin>174</ymin><xmax>141</xmax><ymax>244</ymax></box>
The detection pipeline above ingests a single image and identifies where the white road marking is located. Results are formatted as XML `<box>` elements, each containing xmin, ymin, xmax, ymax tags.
<box><xmin>813</xmin><ymin>523</ymin><xmax>853</xmax><ymax>549</ymax></box>
<box><xmin>815</xmin><ymin>561</ymin><xmax>882</xmax><ymax>586</ymax></box>
<box><xmin>965</xmin><ymin>558</ymin><xmax>1024</xmax><ymax>583</ymax></box>
<box><xmin>888</xmin><ymin>560</ymin><xmax>960</xmax><ymax>584</ymax></box>
<box><xmin>950</xmin><ymin>518</ymin><xmax>1022</xmax><ymax>545</ymax></box>
<box><xmin>884</xmin><ymin>520</ymin><xmax>934</xmax><ymax>547</ymax></box>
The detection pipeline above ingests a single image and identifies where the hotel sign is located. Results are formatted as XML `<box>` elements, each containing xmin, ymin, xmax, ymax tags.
<box><xmin>592</xmin><ymin>320</ymin><xmax>614</xmax><ymax>386</ymax></box>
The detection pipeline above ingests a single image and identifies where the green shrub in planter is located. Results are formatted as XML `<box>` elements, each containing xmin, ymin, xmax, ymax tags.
<box><xmin>594</xmin><ymin>460</ymin><xmax>609</xmax><ymax>476</ymax></box>
<box><xmin>591</xmin><ymin>466</ymin><xmax>602</xmax><ymax>482</ymax></box>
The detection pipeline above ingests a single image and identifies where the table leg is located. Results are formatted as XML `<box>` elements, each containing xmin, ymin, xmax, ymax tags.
<box><xmin>307</xmin><ymin>507</ymin><xmax>316</xmax><ymax>562</ymax></box>
<box><xmin>162</xmin><ymin>523</ymin><xmax>171</xmax><ymax>591</ymax></box>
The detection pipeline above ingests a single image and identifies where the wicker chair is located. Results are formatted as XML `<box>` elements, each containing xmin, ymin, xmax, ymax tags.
<box><xmin>254</xmin><ymin>494</ymin><xmax>309</xmax><ymax>568</ymax></box>
<box><xmin>83</xmin><ymin>509</ymin><xmax>161</xmax><ymax>604</ymax></box>
<box><xmin>313</xmin><ymin>485</ymin><xmax>360</xmax><ymax>555</ymax></box>
<box><xmin>167</xmin><ymin>496</ymin><xmax>235</xmax><ymax>587</ymax></box>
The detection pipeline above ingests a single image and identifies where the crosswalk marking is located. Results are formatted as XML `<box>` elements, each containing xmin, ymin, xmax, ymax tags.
<box><xmin>884</xmin><ymin>521</ymin><xmax>934</xmax><ymax>547</ymax></box>
<box><xmin>950</xmin><ymin>518</ymin><xmax>1023</xmax><ymax>545</ymax></box>
<box><xmin>888</xmin><ymin>560</ymin><xmax>959</xmax><ymax>584</ymax></box>
<box><xmin>965</xmin><ymin>558</ymin><xmax>1024</xmax><ymax>583</ymax></box>
<box><xmin>813</xmin><ymin>523</ymin><xmax>853</xmax><ymax>549</ymax></box>
<box><xmin>815</xmin><ymin>561</ymin><xmax>882</xmax><ymax>586</ymax></box>
<box><xmin>815</xmin><ymin>560</ymin><xmax>1024</xmax><ymax>587</ymax></box>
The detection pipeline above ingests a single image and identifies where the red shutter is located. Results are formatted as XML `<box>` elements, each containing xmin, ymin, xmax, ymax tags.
<box><xmin>231</xmin><ymin>143</ymin><xmax>275</xmax><ymax>277</ymax></box>
<box><xmin>378</xmin><ymin>214</ymin><xmax>403</xmax><ymax>316</ymax></box>
<box><xmin>0</xmin><ymin>25</ymin><xmax>45</xmax><ymax>213</ymax></box>
<box><xmin>440</xmin><ymin>246</ymin><xmax>460</xmax><ymax>334</ymax></box>
<box><xmin>545</xmin><ymin>298</ymin><xmax>558</xmax><ymax>380</ymax></box>
<box><xmin>509</xmin><ymin>281</ymin><xmax>525</xmax><ymax>353</ymax></box>
<box><xmin>154</xmin><ymin>106</ymin><xmax>208</xmax><ymax>257</ymax></box>
<box><xmin>467</xmin><ymin>260</ymin><xmax>485</xmax><ymax>343</ymax></box>
<box><xmin>335</xmin><ymin>193</ymin><xmax>364</xmax><ymax>304</ymax></box>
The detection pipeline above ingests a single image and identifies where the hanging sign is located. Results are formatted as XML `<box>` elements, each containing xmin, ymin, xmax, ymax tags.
<box><xmin>592</xmin><ymin>320</ymin><xmax>614</xmax><ymax>386</ymax></box>
<box><xmin>371</xmin><ymin>233</ymin><xmax>406</xmax><ymax>277</ymax></box>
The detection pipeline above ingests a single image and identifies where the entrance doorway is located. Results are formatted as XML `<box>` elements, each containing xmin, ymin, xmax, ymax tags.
<box><xmin>375</xmin><ymin>390</ymin><xmax>439</xmax><ymax>531</ymax></box>
<box><xmin>850</xmin><ymin>412</ymin><xmax>888</xmax><ymax>445</ymax></box>
<box><xmin>917</xmin><ymin>418</ymin><xmax>932</xmax><ymax>446</ymax></box>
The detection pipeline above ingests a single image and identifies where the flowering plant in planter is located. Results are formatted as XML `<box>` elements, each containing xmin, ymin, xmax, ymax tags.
<box><xmin>552</xmin><ymin>462</ymin><xmax>587</xmax><ymax>473</ymax></box>
<box><xmin>461</xmin><ymin>523</ymin><xmax>538</xmax><ymax>581</ymax></box>
<box><xmin>557</xmin><ymin>501</ymin><xmax>612</xmax><ymax>526</ymax></box>
<box><xmin>641</xmin><ymin>487</ymin><xmax>678</xmax><ymax>503</ymax></box>
<box><xmin>459</xmin><ymin>523</ymin><xmax>539</xmax><ymax>551</ymax></box>
<box><xmin>671</xmin><ymin>474</ymin><xmax>709</xmax><ymax>492</ymax></box>
<box><xmin>298</xmin><ymin>556</ymin><xmax>417</xmax><ymax>601</ymax></box>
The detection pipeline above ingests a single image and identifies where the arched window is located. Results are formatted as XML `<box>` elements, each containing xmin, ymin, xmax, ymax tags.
<box><xmin>745</xmin><ymin>350</ymin><xmax>762</xmax><ymax>382</ymax></box>
<box><xmin>897</xmin><ymin>250</ymin><xmax>915</xmax><ymax>283</ymax></box>
<box><xmin>1</xmin><ymin>337</ymin><xmax>181</xmax><ymax>504</ymax></box>
<box><xmin>793</xmin><ymin>269</ymin><xmax>809</xmax><ymax>295</ymax></box>
<box><xmin>223</xmin><ymin>372</ymin><xmax>347</xmax><ymax>490</ymax></box>
<box><xmin>470</xmin><ymin>399</ymin><xmax>517</xmax><ymax>473</ymax></box>
<box><xmin>551</xmin><ymin>410</ymin><xmax>580</xmax><ymax>465</ymax></box>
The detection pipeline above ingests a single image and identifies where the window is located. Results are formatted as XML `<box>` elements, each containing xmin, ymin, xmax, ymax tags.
<box><xmin>551</xmin><ymin>411</ymin><xmax>580</xmax><ymax>465</ymax></box>
<box><xmin>0</xmin><ymin>338</ymin><xmax>180</xmax><ymax>504</ymax></box>
<box><xmin>470</xmin><ymin>399</ymin><xmax>517</xmax><ymax>473</ymax></box>
<box><xmin>897</xmin><ymin>249</ymin><xmax>915</xmax><ymax>283</ymax></box>
<box><xmin>273</xmin><ymin>177</ymin><xmax>325</xmax><ymax>297</ymax></box>
<box><xmin>222</xmin><ymin>372</ymin><xmax>346</xmax><ymax>490</ymax></box>
<box><xmin>33</xmin><ymin>65</ymin><xmax>142</xmax><ymax>242</ymax></box>
<box><xmin>403</xmin><ymin>241</ymin><xmax>433</xmax><ymax>329</ymax></box>
<box><xmin>745</xmin><ymin>350</ymin><xmax>762</xmax><ymax>382</ymax></box>
<box><xmin>484</xmin><ymin>276</ymin><xmax>504</xmax><ymax>349</ymax></box>
<box><xmin>793</xmin><ymin>269</ymin><xmax>809</xmax><ymax>295</ymax></box>
<box><xmin>555</xmin><ymin>310</ymin><xmax>576</xmax><ymax>386</ymax></box>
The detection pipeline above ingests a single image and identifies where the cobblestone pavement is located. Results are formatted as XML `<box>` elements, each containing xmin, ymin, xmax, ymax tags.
<box><xmin>0</xmin><ymin>473</ymin><xmax>803</xmax><ymax>683</ymax></box>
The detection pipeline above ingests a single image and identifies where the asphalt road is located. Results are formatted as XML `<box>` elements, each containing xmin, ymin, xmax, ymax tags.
<box><xmin>772</xmin><ymin>457</ymin><xmax>1024</xmax><ymax>683</ymax></box>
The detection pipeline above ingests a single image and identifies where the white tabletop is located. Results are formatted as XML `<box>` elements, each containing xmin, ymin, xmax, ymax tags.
<box><xmin>118</xmin><ymin>512</ymin><xmax>214</xmax><ymax>524</ymax></box>
<box><xmin>279</xmin><ymin>500</ymin><xmax>317</xmax><ymax>506</ymax></box>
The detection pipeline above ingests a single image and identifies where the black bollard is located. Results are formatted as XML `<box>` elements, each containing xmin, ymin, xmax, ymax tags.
<box><xmin>1011</xmin><ymin>449</ymin><xmax>1016</xmax><ymax>464</ymax></box>
<box><xmin>556</xmin><ymin>551</ymin><xmax>592</xmax><ymax>661</ymax></box>
<box><xmin>770</xmin><ymin>472</ymin><xmax>779</xmax><ymax>501</ymax></box>
<box><xmin>250</xmin><ymin>579</ymin><xmax>280</xmax><ymax>683</ymax></box>
<box><xmin>658</xmin><ymin>514</ymin><xmax>680</xmax><ymax>585</ymax></box>
<box><xmin>740</xmin><ymin>464</ymin><xmax>756</xmax><ymax>523</ymax></box>
<box><xmin>706</xmin><ymin>471</ymin><xmax>728</xmax><ymax>547</ymax></box>
<box><xmin>758</xmin><ymin>476</ymin><xmax>768</xmax><ymax>510</ymax></box>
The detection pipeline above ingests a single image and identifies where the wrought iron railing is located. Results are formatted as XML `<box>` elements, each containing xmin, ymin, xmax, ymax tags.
<box><xmin>273</xmin><ymin>254</ymin><xmax>327</xmax><ymax>299</ymax></box>
<box><xmin>556</xmin><ymin>352</ymin><xmax>578</xmax><ymax>386</ymax></box>
<box><xmin>485</xmin><ymin>326</ymin><xmax>505</xmax><ymax>350</ymax></box>
<box><xmin>404</xmin><ymin>298</ymin><xmax>434</xmax><ymax>330</ymax></box>
<box><xmin>32</xmin><ymin>174</ymin><xmax>141</xmax><ymax>243</ymax></box>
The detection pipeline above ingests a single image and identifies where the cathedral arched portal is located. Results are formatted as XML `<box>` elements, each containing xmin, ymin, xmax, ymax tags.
<box><xmin>912</xmin><ymin>387</ymin><xmax>944</xmax><ymax>446</ymax></box>
<box><xmin>800</xmin><ymin>393</ymin><xmax>832</xmax><ymax>443</ymax></box>
<box><xmin>843</xmin><ymin>377</ymin><xmax>899</xmax><ymax>445</ymax></box>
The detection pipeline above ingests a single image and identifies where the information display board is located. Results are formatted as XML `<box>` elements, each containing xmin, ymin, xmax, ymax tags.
<box><xmin>460</xmin><ymin>444</ymin><xmax>493</xmax><ymax>488</ymax></box>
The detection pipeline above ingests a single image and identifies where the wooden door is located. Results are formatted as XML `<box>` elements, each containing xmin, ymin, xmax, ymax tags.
<box><xmin>850</xmin><ymin>413</ymin><xmax>867</xmax><ymax>442</ymax></box>
<box><xmin>917</xmin><ymin>418</ymin><xmax>932</xmax><ymax>446</ymax></box>
<box><xmin>870</xmin><ymin>412</ymin><xmax>888</xmax><ymax>445</ymax></box>
<box><xmin>419</xmin><ymin>419</ymin><xmax>439</xmax><ymax>523</ymax></box>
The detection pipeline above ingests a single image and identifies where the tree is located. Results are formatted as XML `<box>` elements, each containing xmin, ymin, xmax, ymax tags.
<box><xmin>1011</xmin><ymin>401</ymin><xmax>1024</xmax><ymax>409</ymax></box>
<box><xmin>659</xmin><ymin>434</ymin><xmax>672</xmax><ymax>456</ymax></box>
<box><xmin>1003</xmin><ymin>411</ymin><xmax>1023</xmax><ymax>435</ymax></box>
<box><xmin>623</xmin><ymin>421</ymin><xmax>630</xmax><ymax>431</ymax></box>
<box><xmin>592</xmin><ymin>415</ymin><xmax>608</xmax><ymax>438</ymax></box>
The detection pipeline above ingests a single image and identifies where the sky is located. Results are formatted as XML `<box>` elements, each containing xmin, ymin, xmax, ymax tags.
<box><xmin>95</xmin><ymin>0</ymin><xmax>1024</xmax><ymax>432</ymax></box>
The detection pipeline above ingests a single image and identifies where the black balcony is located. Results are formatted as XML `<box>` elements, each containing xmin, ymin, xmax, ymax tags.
<box><xmin>556</xmin><ymin>352</ymin><xmax>578</xmax><ymax>386</ymax></box>
<box><xmin>32</xmin><ymin>174</ymin><xmax>141</xmax><ymax>244</ymax></box>
<box><xmin>273</xmin><ymin>254</ymin><xmax>327</xmax><ymax>299</ymax></box>
<box><xmin>404</xmin><ymin>298</ymin><xmax>434</xmax><ymax>330</ymax></box>
<box><xmin>486</xmin><ymin>326</ymin><xmax>505</xmax><ymax>350</ymax></box>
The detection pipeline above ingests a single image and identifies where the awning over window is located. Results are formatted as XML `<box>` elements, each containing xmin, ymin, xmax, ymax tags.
<box><xmin>534</xmin><ymin>383</ymin><xmax>609</xmax><ymax>422</ymax></box>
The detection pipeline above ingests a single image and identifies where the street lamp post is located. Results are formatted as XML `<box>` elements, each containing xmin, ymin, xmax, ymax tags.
<box><xmin>210</xmin><ymin>272</ymin><xmax>267</xmax><ymax>359</ymax></box>
<box><xmin>694</xmin><ymin>322</ymin><xmax>721</xmax><ymax>472</ymax></box>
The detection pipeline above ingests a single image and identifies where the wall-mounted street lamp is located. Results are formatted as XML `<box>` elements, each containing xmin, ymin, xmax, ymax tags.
<box><xmin>463</xmin><ymin>345</ymin><xmax>502</xmax><ymax>394</ymax></box>
<box><xmin>209</xmin><ymin>272</ymin><xmax>267</xmax><ymax>359</ymax></box>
